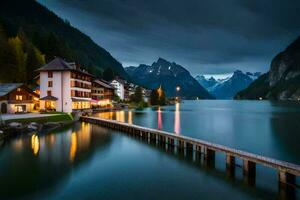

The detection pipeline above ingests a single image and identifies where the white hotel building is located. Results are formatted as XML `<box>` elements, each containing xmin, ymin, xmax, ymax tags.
<box><xmin>110</xmin><ymin>79</ymin><xmax>125</xmax><ymax>100</ymax></box>
<box><xmin>38</xmin><ymin>57</ymin><xmax>93</xmax><ymax>113</ymax></box>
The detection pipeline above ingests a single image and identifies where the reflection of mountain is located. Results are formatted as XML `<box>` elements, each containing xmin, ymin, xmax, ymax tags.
<box><xmin>0</xmin><ymin>122</ymin><xmax>113</xmax><ymax>199</ymax></box>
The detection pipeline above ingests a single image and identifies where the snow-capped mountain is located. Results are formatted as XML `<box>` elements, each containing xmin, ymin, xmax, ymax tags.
<box><xmin>196</xmin><ymin>70</ymin><xmax>261</xmax><ymax>99</ymax></box>
<box><xmin>125</xmin><ymin>58</ymin><xmax>213</xmax><ymax>99</ymax></box>
<box><xmin>195</xmin><ymin>75</ymin><xmax>219</xmax><ymax>92</ymax></box>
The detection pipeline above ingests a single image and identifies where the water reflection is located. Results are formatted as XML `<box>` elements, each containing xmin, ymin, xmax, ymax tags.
<box><xmin>116</xmin><ymin>110</ymin><xmax>125</xmax><ymax>122</ymax></box>
<box><xmin>128</xmin><ymin>111</ymin><xmax>132</xmax><ymax>125</ymax></box>
<box><xmin>31</xmin><ymin>134</ymin><xmax>39</xmax><ymax>156</ymax></box>
<box><xmin>174</xmin><ymin>103</ymin><xmax>180</xmax><ymax>134</ymax></box>
<box><xmin>0</xmin><ymin>122</ymin><xmax>113</xmax><ymax>199</ymax></box>
<box><xmin>69</xmin><ymin>132</ymin><xmax>77</xmax><ymax>162</ymax></box>
<box><xmin>157</xmin><ymin>107</ymin><xmax>162</xmax><ymax>130</ymax></box>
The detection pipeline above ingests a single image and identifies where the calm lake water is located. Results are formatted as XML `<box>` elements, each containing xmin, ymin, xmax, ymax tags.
<box><xmin>0</xmin><ymin>100</ymin><xmax>299</xmax><ymax>199</ymax></box>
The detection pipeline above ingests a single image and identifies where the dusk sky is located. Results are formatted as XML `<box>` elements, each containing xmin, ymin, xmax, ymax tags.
<box><xmin>38</xmin><ymin>0</ymin><xmax>300</xmax><ymax>77</ymax></box>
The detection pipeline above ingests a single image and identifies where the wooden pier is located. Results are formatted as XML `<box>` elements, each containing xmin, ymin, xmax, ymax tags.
<box><xmin>81</xmin><ymin>116</ymin><xmax>300</xmax><ymax>186</ymax></box>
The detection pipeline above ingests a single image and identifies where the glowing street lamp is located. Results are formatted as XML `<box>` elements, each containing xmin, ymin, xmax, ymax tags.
<box><xmin>176</xmin><ymin>86</ymin><xmax>180</xmax><ymax>92</ymax></box>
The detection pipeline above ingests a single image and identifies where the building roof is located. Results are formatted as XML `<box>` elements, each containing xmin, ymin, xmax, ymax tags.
<box><xmin>111</xmin><ymin>77</ymin><xmax>126</xmax><ymax>85</ymax></box>
<box><xmin>0</xmin><ymin>83</ymin><xmax>23</xmax><ymax>97</ymax></box>
<box><xmin>37</xmin><ymin>57</ymin><xmax>73</xmax><ymax>71</ymax></box>
<box><xmin>37</xmin><ymin>57</ymin><xmax>93</xmax><ymax>77</ymax></box>
<box><xmin>40</xmin><ymin>95</ymin><xmax>58</xmax><ymax>101</ymax></box>
<box><xmin>93</xmin><ymin>79</ymin><xmax>114</xmax><ymax>89</ymax></box>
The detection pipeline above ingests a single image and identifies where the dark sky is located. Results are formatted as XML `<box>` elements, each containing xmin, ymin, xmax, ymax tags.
<box><xmin>38</xmin><ymin>0</ymin><xmax>300</xmax><ymax>76</ymax></box>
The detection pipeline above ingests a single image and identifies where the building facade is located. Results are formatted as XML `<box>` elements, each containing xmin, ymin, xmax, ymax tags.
<box><xmin>110</xmin><ymin>79</ymin><xmax>125</xmax><ymax>100</ymax></box>
<box><xmin>91</xmin><ymin>79</ymin><xmax>115</xmax><ymax>108</ymax></box>
<box><xmin>38</xmin><ymin>58</ymin><xmax>92</xmax><ymax>113</ymax></box>
<box><xmin>0</xmin><ymin>83</ymin><xmax>39</xmax><ymax>114</ymax></box>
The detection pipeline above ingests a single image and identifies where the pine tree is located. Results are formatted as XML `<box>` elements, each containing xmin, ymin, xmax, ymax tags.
<box><xmin>133</xmin><ymin>86</ymin><xmax>143</xmax><ymax>103</ymax></box>
<box><xmin>150</xmin><ymin>89</ymin><xmax>159</xmax><ymax>105</ymax></box>
<box><xmin>0</xmin><ymin>23</ymin><xmax>7</xmax><ymax>82</ymax></box>
<box><xmin>8</xmin><ymin>36</ymin><xmax>27</xmax><ymax>82</ymax></box>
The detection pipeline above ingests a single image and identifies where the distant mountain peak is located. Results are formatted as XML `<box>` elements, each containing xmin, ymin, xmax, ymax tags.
<box><xmin>233</xmin><ymin>70</ymin><xmax>243</xmax><ymax>75</ymax></box>
<box><xmin>125</xmin><ymin>59</ymin><xmax>213</xmax><ymax>99</ymax></box>
<box><xmin>196</xmin><ymin>70</ymin><xmax>261</xmax><ymax>99</ymax></box>
<box><xmin>156</xmin><ymin>57</ymin><xmax>171</xmax><ymax>66</ymax></box>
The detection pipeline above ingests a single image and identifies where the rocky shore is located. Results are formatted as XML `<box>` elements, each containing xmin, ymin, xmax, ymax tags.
<box><xmin>0</xmin><ymin>120</ymin><xmax>75</xmax><ymax>142</ymax></box>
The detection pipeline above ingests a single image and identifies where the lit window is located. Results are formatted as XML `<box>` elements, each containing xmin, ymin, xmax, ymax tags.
<box><xmin>17</xmin><ymin>88</ymin><xmax>21</xmax><ymax>92</ymax></box>
<box><xmin>16</xmin><ymin>95</ymin><xmax>22</xmax><ymax>100</ymax></box>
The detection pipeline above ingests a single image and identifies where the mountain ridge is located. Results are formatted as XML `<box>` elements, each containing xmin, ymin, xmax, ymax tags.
<box><xmin>0</xmin><ymin>0</ymin><xmax>128</xmax><ymax>79</ymax></box>
<box><xmin>196</xmin><ymin>70</ymin><xmax>261</xmax><ymax>99</ymax></box>
<box><xmin>125</xmin><ymin>58</ymin><xmax>213</xmax><ymax>99</ymax></box>
<box><xmin>236</xmin><ymin>36</ymin><xmax>300</xmax><ymax>100</ymax></box>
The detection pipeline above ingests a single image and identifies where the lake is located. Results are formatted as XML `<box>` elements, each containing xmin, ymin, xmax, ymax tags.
<box><xmin>0</xmin><ymin>100</ymin><xmax>299</xmax><ymax>199</ymax></box>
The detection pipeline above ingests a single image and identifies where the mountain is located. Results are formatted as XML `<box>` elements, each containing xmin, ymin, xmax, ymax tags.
<box><xmin>195</xmin><ymin>75</ymin><xmax>219</xmax><ymax>92</ymax></box>
<box><xmin>236</xmin><ymin>36</ymin><xmax>300</xmax><ymax>100</ymax></box>
<box><xmin>125</xmin><ymin>58</ymin><xmax>213</xmax><ymax>99</ymax></box>
<box><xmin>196</xmin><ymin>70</ymin><xmax>261</xmax><ymax>99</ymax></box>
<box><xmin>0</xmin><ymin>0</ymin><xmax>128</xmax><ymax>81</ymax></box>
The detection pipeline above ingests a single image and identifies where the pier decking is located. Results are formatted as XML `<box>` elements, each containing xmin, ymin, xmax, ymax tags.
<box><xmin>81</xmin><ymin>116</ymin><xmax>300</xmax><ymax>185</ymax></box>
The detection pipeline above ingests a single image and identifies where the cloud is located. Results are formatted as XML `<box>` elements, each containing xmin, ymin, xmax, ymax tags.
<box><xmin>38</xmin><ymin>0</ymin><xmax>300</xmax><ymax>75</ymax></box>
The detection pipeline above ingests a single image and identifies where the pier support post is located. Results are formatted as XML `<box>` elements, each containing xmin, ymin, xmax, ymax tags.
<box><xmin>168</xmin><ymin>138</ymin><xmax>175</xmax><ymax>146</ymax></box>
<box><xmin>204</xmin><ymin>148</ymin><xmax>215</xmax><ymax>167</ymax></box>
<box><xmin>278</xmin><ymin>171</ymin><xmax>295</xmax><ymax>185</ymax></box>
<box><xmin>278</xmin><ymin>171</ymin><xmax>296</xmax><ymax>200</ymax></box>
<box><xmin>205</xmin><ymin>148</ymin><xmax>215</xmax><ymax>160</ymax></box>
<box><xmin>185</xmin><ymin>142</ymin><xmax>193</xmax><ymax>158</ymax></box>
<box><xmin>150</xmin><ymin>133</ymin><xmax>156</xmax><ymax>142</ymax></box>
<box><xmin>226</xmin><ymin>154</ymin><xmax>235</xmax><ymax>168</ymax></box>
<box><xmin>178</xmin><ymin>140</ymin><xmax>185</xmax><ymax>150</ymax></box>
<box><xmin>226</xmin><ymin>154</ymin><xmax>235</xmax><ymax>178</ymax></box>
<box><xmin>186</xmin><ymin>142</ymin><xmax>193</xmax><ymax>152</ymax></box>
<box><xmin>243</xmin><ymin>160</ymin><xmax>256</xmax><ymax>185</ymax></box>
<box><xmin>195</xmin><ymin>145</ymin><xmax>202</xmax><ymax>160</ymax></box>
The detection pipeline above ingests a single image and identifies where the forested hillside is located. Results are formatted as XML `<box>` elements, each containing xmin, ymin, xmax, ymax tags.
<box><xmin>0</xmin><ymin>0</ymin><xmax>128</xmax><ymax>84</ymax></box>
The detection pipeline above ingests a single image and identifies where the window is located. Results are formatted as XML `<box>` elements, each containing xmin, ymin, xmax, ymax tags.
<box><xmin>16</xmin><ymin>95</ymin><xmax>22</xmax><ymax>100</ymax></box>
<box><xmin>47</xmin><ymin>90</ymin><xmax>52</xmax><ymax>96</ymax></box>
<box><xmin>48</xmin><ymin>71</ymin><xmax>53</xmax><ymax>78</ymax></box>
<box><xmin>71</xmin><ymin>90</ymin><xmax>75</xmax><ymax>97</ymax></box>
<box><xmin>17</xmin><ymin>88</ymin><xmax>21</xmax><ymax>92</ymax></box>
<box><xmin>48</xmin><ymin>81</ymin><xmax>53</xmax><ymax>87</ymax></box>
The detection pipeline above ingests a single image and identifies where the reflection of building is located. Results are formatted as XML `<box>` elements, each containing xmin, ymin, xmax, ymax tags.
<box><xmin>38</xmin><ymin>57</ymin><xmax>93</xmax><ymax>112</ymax></box>
<box><xmin>110</xmin><ymin>79</ymin><xmax>125</xmax><ymax>100</ymax></box>
<box><xmin>91</xmin><ymin>79</ymin><xmax>115</xmax><ymax>108</ymax></box>
<box><xmin>0</xmin><ymin>83</ymin><xmax>39</xmax><ymax>113</ymax></box>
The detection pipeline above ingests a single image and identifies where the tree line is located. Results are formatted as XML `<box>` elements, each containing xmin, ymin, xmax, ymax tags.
<box><xmin>0</xmin><ymin>25</ymin><xmax>45</xmax><ymax>84</ymax></box>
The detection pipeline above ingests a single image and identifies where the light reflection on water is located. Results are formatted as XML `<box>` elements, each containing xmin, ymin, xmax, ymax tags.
<box><xmin>31</xmin><ymin>134</ymin><xmax>39</xmax><ymax>156</ymax></box>
<box><xmin>96</xmin><ymin>103</ymin><xmax>182</xmax><ymax>134</ymax></box>
<box><xmin>174</xmin><ymin>103</ymin><xmax>180</xmax><ymax>134</ymax></box>
<box><xmin>0</xmin><ymin>117</ymin><xmax>299</xmax><ymax>199</ymax></box>
<box><xmin>11</xmin><ymin>122</ymin><xmax>94</xmax><ymax>162</ymax></box>
<box><xmin>93</xmin><ymin>100</ymin><xmax>300</xmax><ymax>165</ymax></box>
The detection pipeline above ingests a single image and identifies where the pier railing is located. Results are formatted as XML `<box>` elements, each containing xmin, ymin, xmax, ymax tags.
<box><xmin>81</xmin><ymin>116</ymin><xmax>300</xmax><ymax>185</ymax></box>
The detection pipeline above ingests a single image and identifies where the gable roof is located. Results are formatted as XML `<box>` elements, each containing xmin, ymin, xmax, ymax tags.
<box><xmin>37</xmin><ymin>57</ymin><xmax>74</xmax><ymax>71</ymax></box>
<box><xmin>0</xmin><ymin>83</ymin><xmax>23</xmax><ymax>97</ymax></box>
<box><xmin>37</xmin><ymin>57</ymin><xmax>93</xmax><ymax>77</ymax></box>
<box><xmin>93</xmin><ymin>79</ymin><xmax>114</xmax><ymax>89</ymax></box>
